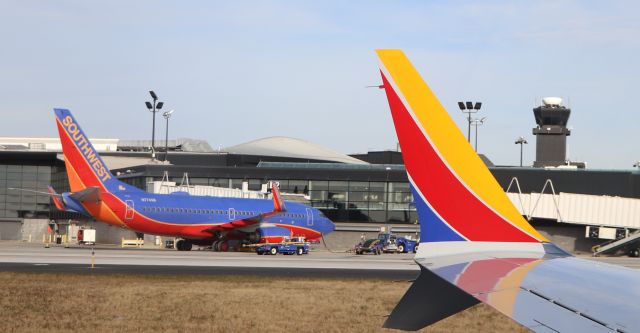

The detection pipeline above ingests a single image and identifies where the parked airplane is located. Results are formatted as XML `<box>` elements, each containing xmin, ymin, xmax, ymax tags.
<box><xmin>46</xmin><ymin>108</ymin><xmax>334</xmax><ymax>251</ymax></box>
<box><xmin>376</xmin><ymin>49</ymin><xmax>640</xmax><ymax>332</ymax></box>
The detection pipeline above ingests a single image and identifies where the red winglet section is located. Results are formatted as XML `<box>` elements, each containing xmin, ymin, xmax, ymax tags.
<box><xmin>47</xmin><ymin>186</ymin><xmax>66</xmax><ymax>211</ymax></box>
<box><xmin>271</xmin><ymin>181</ymin><xmax>286</xmax><ymax>212</ymax></box>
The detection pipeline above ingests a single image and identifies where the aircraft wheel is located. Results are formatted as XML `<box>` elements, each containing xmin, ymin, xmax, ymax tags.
<box><xmin>270</xmin><ymin>247</ymin><xmax>278</xmax><ymax>255</ymax></box>
<box><xmin>413</xmin><ymin>244</ymin><xmax>419</xmax><ymax>253</ymax></box>
<box><xmin>176</xmin><ymin>240</ymin><xmax>184</xmax><ymax>251</ymax></box>
<box><xmin>629</xmin><ymin>248</ymin><xmax>640</xmax><ymax>258</ymax></box>
<box><xmin>296</xmin><ymin>247</ymin><xmax>304</xmax><ymax>255</ymax></box>
<box><xmin>212</xmin><ymin>241</ymin><xmax>220</xmax><ymax>251</ymax></box>
<box><xmin>183</xmin><ymin>241</ymin><xmax>192</xmax><ymax>251</ymax></box>
<box><xmin>397</xmin><ymin>244</ymin><xmax>405</xmax><ymax>253</ymax></box>
<box><xmin>219</xmin><ymin>241</ymin><xmax>229</xmax><ymax>252</ymax></box>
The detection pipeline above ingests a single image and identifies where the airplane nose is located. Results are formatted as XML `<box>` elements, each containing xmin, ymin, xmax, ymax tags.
<box><xmin>323</xmin><ymin>218</ymin><xmax>335</xmax><ymax>234</ymax></box>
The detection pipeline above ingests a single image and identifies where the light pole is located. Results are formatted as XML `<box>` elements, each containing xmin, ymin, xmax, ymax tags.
<box><xmin>458</xmin><ymin>101</ymin><xmax>482</xmax><ymax>142</ymax></box>
<box><xmin>162</xmin><ymin>110</ymin><xmax>174</xmax><ymax>162</ymax></box>
<box><xmin>145</xmin><ymin>91</ymin><xmax>164</xmax><ymax>160</ymax></box>
<box><xmin>515</xmin><ymin>137</ymin><xmax>528</xmax><ymax>167</ymax></box>
<box><xmin>385</xmin><ymin>166</ymin><xmax>391</xmax><ymax>223</ymax></box>
<box><xmin>470</xmin><ymin>117</ymin><xmax>486</xmax><ymax>152</ymax></box>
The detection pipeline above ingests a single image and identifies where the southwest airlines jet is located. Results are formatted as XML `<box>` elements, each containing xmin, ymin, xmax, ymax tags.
<box><xmin>49</xmin><ymin>108</ymin><xmax>334</xmax><ymax>251</ymax></box>
<box><xmin>376</xmin><ymin>50</ymin><xmax>640</xmax><ymax>332</ymax></box>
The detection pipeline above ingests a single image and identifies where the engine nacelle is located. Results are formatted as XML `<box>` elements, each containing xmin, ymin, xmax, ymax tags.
<box><xmin>249</xmin><ymin>226</ymin><xmax>292</xmax><ymax>243</ymax></box>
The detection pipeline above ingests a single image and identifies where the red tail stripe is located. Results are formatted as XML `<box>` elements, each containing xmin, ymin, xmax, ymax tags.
<box><xmin>56</xmin><ymin>120</ymin><xmax>106</xmax><ymax>192</ymax></box>
<box><xmin>382</xmin><ymin>72</ymin><xmax>537</xmax><ymax>242</ymax></box>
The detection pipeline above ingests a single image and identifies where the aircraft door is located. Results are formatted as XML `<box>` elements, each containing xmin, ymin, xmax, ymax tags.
<box><xmin>125</xmin><ymin>200</ymin><xmax>135</xmax><ymax>221</ymax></box>
<box><xmin>306</xmin><ymin>208</ymin><xmax>314</xmax><ymax>226</ymax></box>
<box><xmin>228</xmin><ymin>208</ymin><xmax>236</xmax><ymax>220</ymax></box>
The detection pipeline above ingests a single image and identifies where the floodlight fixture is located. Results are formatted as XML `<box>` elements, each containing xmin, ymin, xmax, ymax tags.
<box><xmin>515</xmin><ymin>136</ymin><xmax>528</xmax><ymax>167</ymax></box>
<box><xmin>458</xmin><ymin>101</ymin><xmax>482</xmax><ymax>142</ymax></box>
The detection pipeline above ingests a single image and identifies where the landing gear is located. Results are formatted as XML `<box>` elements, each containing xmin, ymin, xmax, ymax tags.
<box><xmin>628</xmin><ymin>248</ymin><xmax>640</xmax><ymax>258</ymax></box>
<box><xmin>176</xmin><ymin>239</ymin><xmax>192</xmax><ymax>251</ymax></box>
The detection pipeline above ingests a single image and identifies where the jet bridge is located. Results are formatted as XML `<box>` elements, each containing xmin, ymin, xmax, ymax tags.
<box><xmin>505</xmin><ymin>178</ymin><xmax>640</xmax><ymax>256</ymax></box>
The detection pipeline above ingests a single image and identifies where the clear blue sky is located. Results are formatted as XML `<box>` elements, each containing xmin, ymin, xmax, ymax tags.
<box><xmin>1</xmin><ymin>1</ymin><xmax>639</xmax><ymax>168</ymax></box>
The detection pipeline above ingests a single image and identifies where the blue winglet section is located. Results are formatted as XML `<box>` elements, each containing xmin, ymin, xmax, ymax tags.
<box><xmin>411</xmin><ymin>184</ymin><xmax>465</xmax><ymax>243</ymax></box>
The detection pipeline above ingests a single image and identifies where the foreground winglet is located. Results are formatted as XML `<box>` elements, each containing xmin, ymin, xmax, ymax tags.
<box><xmin>376</xmin><ymin>49</ymin><xmax>547</xmax><ymax>244</ymax></box>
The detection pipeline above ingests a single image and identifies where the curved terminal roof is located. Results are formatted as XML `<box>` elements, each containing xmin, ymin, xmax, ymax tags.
<box><xmin>225</xmin><ymin>136</ymin><xmax>368</xmax><ymax>165</ymax></box>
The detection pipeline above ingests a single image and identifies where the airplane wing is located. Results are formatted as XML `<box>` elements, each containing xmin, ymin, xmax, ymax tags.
<box><xmin>10</xmin><ymin>186</ymin><xmax>67</xmax><ymax>210</ymax></box>
<box><xmin>377</xmin><ymin>49</ymin><xmax>640</xmax><ymax>332</ymax></box>
<box><xmin>201</xmin><ymin>181</ymin><xmax>286</xmax><ymax>233</ymax></box>
<box><xmin>8</xmin><ymin>187</ymin><xmax>62</xmax><ymax>197</ymax></box>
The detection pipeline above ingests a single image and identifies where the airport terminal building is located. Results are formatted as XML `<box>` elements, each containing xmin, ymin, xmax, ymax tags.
<box><xmin>3</xmin><ymin>132</ymin><xmax>640</xmax><ymax>253</ymax></box>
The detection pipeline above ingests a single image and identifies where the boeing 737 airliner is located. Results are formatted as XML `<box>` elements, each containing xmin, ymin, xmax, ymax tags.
<box><xmin>47</xmin><ymin>108</ymin><xmax>334</xmax><ymax>251</ymax></box>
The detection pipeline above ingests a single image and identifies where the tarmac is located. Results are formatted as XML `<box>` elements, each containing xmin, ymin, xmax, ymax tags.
<box><xmin>0</xmin><ymin>242</ymin><xmax>419</xmax><ymax>280</ymax></box>
<box><xmin>1</xmin><ymin>242</ymin><xmax>639</xmax><ymax>279</ymax></box>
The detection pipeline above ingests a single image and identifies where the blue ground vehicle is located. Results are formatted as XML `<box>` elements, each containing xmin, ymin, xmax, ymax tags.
<box><xmin>255</xmin><ymin>241</ymin><xmax>309</xmax><ymax>255</ymax></box>
<box><xmin>378</xmin><ymin>232</ymin><xmax>418</xmax><ymax>253</ymax></box>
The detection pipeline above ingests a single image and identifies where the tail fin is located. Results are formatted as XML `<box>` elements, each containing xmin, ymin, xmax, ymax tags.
<box><xmin>376</xmin><ymin>50</ymin><xmax>547</xmax><ymax>244</ymax></box>
<box><xmin>53</xmin><ymin>108</ymin><xmax>134</xmax><ymax>193</ymax></box>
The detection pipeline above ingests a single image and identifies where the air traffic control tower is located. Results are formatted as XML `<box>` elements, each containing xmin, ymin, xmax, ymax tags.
<box><xmin>532</xmin><ymin>97</ymin><xmax>571</xmax><ymax>167</ymax></box>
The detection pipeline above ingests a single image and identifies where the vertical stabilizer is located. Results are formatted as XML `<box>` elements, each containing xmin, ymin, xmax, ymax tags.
<box><xmin>53</xmin><ymin>108</ymin><xmax>133</xmax><ymax>194</ymax></box>
<box><xmin>376</xmin><ymin>50</ymin><xmax>547</xmax><ymax>244</ymax></box>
